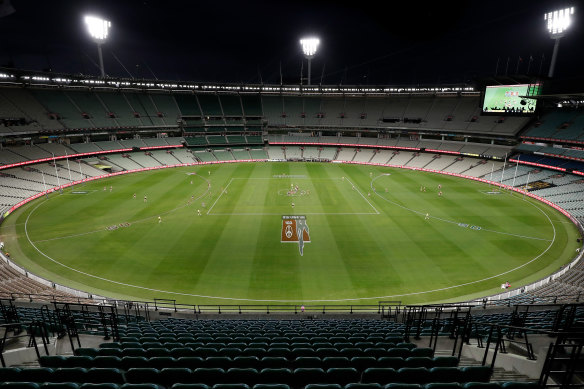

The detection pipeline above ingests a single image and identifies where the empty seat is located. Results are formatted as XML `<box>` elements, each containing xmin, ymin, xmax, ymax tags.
<box><xmin>160</xmin><ymin>368</ymin><xmax>195</xmax><ymax>386</ymax></box>
<box><xmin>326</xmin><ymin>368</ymin><xmax>359</xmax><ymax>386</ymax></box>
<box><xmin>292</xmin><ymin>368</ymin><xmax>327</xmax><ymax>387</ymax></box>
<box><xmin>260</xmin><ymin>357</ymin><xmax>288</xmax><ymax>369</ymax></box>
<box><xmin>85</xmin><ymin>368</ymin><xmax>125</xmax><ymax>384</ymax></box>
<box><xmin>93</xmin><ymin>356</ymin><xmax>122</xmax><ymax>368</ymax></box>
<box><xmin>322</xmin><ymin>357</ymin><xmax>351</xmax><ymax>369</ymax></box>
<box><xmin>21</xmin><ymin>368</ymin><xmax>54</xmax><ymax>383</ymax></box>
<box><xmin>125</xmin><ymin>368</ymin><xmax>161</xmax><ymax>385</ymax></box>
<box><xmin>52</xmin><ymin>368</ymin><xmax>88</xmax><ymax>383</ymax></box>
<box><xmin>461</xmin><ymin>367</ymin><xmax>492</xmax><ymax>383</ymax></box>
<box><xmin>397</xmin><ymin>368</ymin><xmax>431</xmax><ymax>384</ymax></box>
<box><xmin>39</xmin><ymin>356</ymin><xmax>67</xmax><ymax>369</ymax></box>
<box><xmin>224</xmin><ymin>368</ymin><xmax>259</xmax><ymax>385</ymax></box>
<box><xmin>430</xmin><ymin>367</ymin><xmax>463</xmax><ymax>383</ymax></box>
<box><xmin>176</xmin><ymin>357</ymin><xmax>205</xmax><ymax>369</ymax></box>
<box><xmin>258</xmin><ymin>369</ymin><xmax>293</xmax><ymax>385</ymax></box>
<box><xmin>193</xmin><ymin>368</ymin><xmax>226</xmax><ymax>385</ymax></box>
<box><xmin>361</xmin><ymin>368</ymin><xmax>398</xmax><ymax>384</ymax></box>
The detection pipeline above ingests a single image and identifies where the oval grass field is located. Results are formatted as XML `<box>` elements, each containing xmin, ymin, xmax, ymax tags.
<box><xmin>2</xmin><ymin>162</ymin><xmax>580</xmax><ymax>305</ymax></box>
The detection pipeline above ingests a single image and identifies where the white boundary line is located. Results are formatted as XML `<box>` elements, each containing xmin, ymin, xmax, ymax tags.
<box><xmin>206</xmin><ymin>177</ymin><xmax>233</xmax><ymax>215</ymax></box>
<box><xmin>32</xmin><ymin>175</ymin><xmax>212</xmax><ymax>243</ymax></box>
<box><xmin>345</xmin><ymin>177</ymin><xmax>380</xmax><ymax>215</ymax></box>
<box><xmin>20</xmin><ymin>165</ymin><xmax>562</xmax><ymax>303</ymax></box>
<box><xmin>370</xmin><ymin>175</ymin><xmax>553</xmax><ymax>242</ymax></box>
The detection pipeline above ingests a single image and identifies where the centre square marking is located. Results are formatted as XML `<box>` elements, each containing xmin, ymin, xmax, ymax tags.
<box><xmin>281</xmin><ymin>215</ymin><xmax>311</xmax><ymax>256</ymax></box>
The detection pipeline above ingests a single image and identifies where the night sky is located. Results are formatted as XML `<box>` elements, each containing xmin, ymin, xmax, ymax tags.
<box><xmin>0</xmin><ymin>0</ymin><xmax>582</xmax><ymax>85</ymax></box>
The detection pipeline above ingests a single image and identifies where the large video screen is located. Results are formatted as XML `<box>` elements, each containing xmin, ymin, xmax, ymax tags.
<box><xmin>482</xmin><ymin>84</ymin><xmax>540</xmax><ymax>115</ymax></box>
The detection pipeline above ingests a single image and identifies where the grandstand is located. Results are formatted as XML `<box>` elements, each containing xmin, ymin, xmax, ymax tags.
<box><xmin>1</xmin><ymin>69</ymin><xmax>584</xmax><ymax>388</ymax></box>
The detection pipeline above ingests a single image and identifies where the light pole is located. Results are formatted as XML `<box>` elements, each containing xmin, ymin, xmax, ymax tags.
<box><xmin>300</xmin><ymin>37</ymin><xmax>319</xmax><ymax>85</ymax></box>
<box><xmin>84</xmin><ymin>15</ymin><xmax>111</xmax><ymax>77</ymax></box>
<box><xmin>545</xmin><ymin>7</ymin><xmax>574</xmax><ymax>78</ymax></box>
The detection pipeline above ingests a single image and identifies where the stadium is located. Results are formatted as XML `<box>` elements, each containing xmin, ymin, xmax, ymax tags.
<box><xmin>0</xmin><ymin>1</ymin><xmax>582</xmax><ymax>389</ymax></box>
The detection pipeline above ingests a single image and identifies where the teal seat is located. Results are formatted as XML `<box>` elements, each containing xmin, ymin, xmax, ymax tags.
<box><xmin>176</xmin><ymin>357</ymin><xmax>204</xmax><ymax>369</ymax></box>
<box><xmin>462</xmin><ymin>383</ymin><xmax>501</xmax><ymax>389</ymax></box>
<box><xmin>344</xmin><ymin>384</ymin><xmax>382</xmax><ymax>389</ymax></box>
<box><xmin>461</xmin><ymin>367</ymin><xmax>492</xmax><ymax>383</ymax></box>
<box><xmin>361</xmin><ymin>368</ymin><xmax>398</xmax><ymax>384</ymax></box>
<box><xmin>305</xmin><ymin>385</ymin><xmax>342</xmax><ymax>389</ymax></box>
<box><xmin>121</xmin><ymin>357</ymin><xmax>149</xmax><ymax>370</ymax></box>
<box><xmin>75</xmin><ymin>348</ymin><xmax>99</xmax><ymax>358</ymax></box>
<box><xmin>148</xmin><ymin>357</ymin><xmax>177</xmax><ymax>369</ymax></box>
<box><xmin>39</xmin><ymin>356</ymin><xmax>67</xmax><ymax>369</ymax></box>
<box><xmin>85</xmin><ymin>368</ymin><xmax>124</xmax><ymax>384</ymax></box>
<box><xmin>322</xmin><ymin>357</ymin><xmax>350</xmax><ymax>369</ymax></box>
<box><xmin>212</xmin><ymin>385</ymin><xmax>250</xmax><ymax>389</ymax></box>
<box><xmin>377</xmin><ymin>357</ymin><xmax>406</xmax><ymax>370</ymax></box>
<box><xmin>93</xmin><ymin>356</ymin><xmax>122</xmax><ymax>368</ymax></box>
<box><xmin>202</xmin><ymin>357</ymin><xmax>232</xmax><ymax>369</ymax></box>
<box><xmin>122</xmin><ymin>349</ymin><xmax>147</xmax><ymax>358</ymax></box>
<box><xmin>192</xmin><ymin>368</ymin><xmax>226</xmax><ymax>386</ymax></box>
<box><xmin>411</xmin><ymin>349</ymin><xmax>434</xmax><ymax>358</ymax></box>
<box><xmin>258</xmin><ymin>368</ymin><xmax>292</xmax><ymax>385</ymax></box>
<box><xmin>39</xmin><ymin>384</ymin><xmax>79</xmax><ymax>389</ymax></box>
<box><xmin>233</xmin><ymin>357</ymin><xmax>260</xmax><ymax>369</ymax></box>
<box><xmin>326</xmin><ymin>368</ymin><xmax>359</xmax><ymax>385</ymax></box>
<box><xmin>0</xmin><ymin>383</ymin><xmax>40</xmax><ymax>389</ymax></box>
<box><xmin>292</xmin><ymin>368</ymin><xmax>327</xmax><ymax>387</ymax></box>
<box><xmin>52</xmin><ymin>368</ymin><xmax>88</xmax><ymax>383</ymax></box>
<box><xmin>398</xmin><ymin>368</ymin><xmax>431</xmax><ymax>384</ymax></box>
<box><xmin>160</xmin><ymin>368</ymin><xmax>195</xmax><ymax>386</ymax></box>
<box><xmin>404</xmin><ymin>357</ymin><xmax>433</xmax><ymax>368</ymax></box>
<box><xmin>384</xmin><ymin>385</ymin><xmax>423</xmax><ymax>389</ymax></box>
<box><xmin>425</xmin><ymin>384</ymin><xmax>462</xmax><ymax>389</ymax></box>
<box><xmin>125</xmin><ymin>368</ymin><xmax>160</xmax><ymax>384</ymax></box>
<box><xmin>225</xmin><ymin>368</ymin><xmax>259</xmax><ymax>385</ymax></box>
<box><xmin>260</xmin><ymin>357</ymin><xmax>287</xmax><ymax>369</ymax></box>
<box><xmin>29</xmin><ymin>368</ymin><xmax>54</xmax><ymax>381</ymax></box>
<box><xmin>171</xmin><ymin>385</ymin><xmax>209</xmax><ymax>389</ymax></box>
<box><xmin>252</xmin><ymin>385</ymin><xmax>290</xmax><ymax>389</ymax></box>
<box><xmin>78</xmin><ymin>384</ymin><xmax>120</xmax><ymax>389</ymax></box>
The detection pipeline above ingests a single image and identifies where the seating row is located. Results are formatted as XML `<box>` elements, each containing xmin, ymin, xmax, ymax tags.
<box><xmin>0</xmin><ymin>381</ymin><xmax>541</xmax><ymax>389</ymax></box>
<box><xmin>0</xmin><ymin>366</ymin><xmax>492</xmax><ymax>387</ymax></box>
<box><xmin>40</xmin><ymin>355</ymin><xmax>458</xmax><ymax>370</ymax></box>
<box><xmin>76</xmin><ymin>348</ymin><xmax>431</xmax><ymax>359</ymax></box>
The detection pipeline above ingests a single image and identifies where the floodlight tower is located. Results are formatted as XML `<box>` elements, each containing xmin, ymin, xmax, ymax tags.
<box><xmin>300</xmin><ymin>37</ymin><xmax>320</xmax><ymax>85</ymax></box>
<box><xmin>84</xmin><ymin>15</ymin><xmax>111</xmax><ymax>77</ymax></box>
<box><xmin>545</xmin><ymin>7</ymin><xmax>574</xmax><ymax>78</ymax></box>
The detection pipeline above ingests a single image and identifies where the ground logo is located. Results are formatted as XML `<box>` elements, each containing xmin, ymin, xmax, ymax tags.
<box><xmin>281</xmin><ymin>215</ymin><xmax>310</xmax><ymax>255</ymax></box>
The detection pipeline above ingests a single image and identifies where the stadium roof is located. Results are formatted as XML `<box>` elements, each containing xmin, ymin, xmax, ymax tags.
<box><xmin>0</xmin><ymin>0</ymin><xmax>582</xmax><ymax>86</ymax></box>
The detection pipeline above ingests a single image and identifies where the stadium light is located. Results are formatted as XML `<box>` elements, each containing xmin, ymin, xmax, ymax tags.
<box><xmin>545</xmin><ymin>7</ymin><xmax>574</xmax><ymax>77</ymax></box>
<box><xmin>300</xmin><ymin>37</ymin><xmax>320</xmax><ymax>85</ymax></box>
<box><xmin>84</xmin><ymin>15</ymin><xmax>111</xmax><ymax>77</ymax></box>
